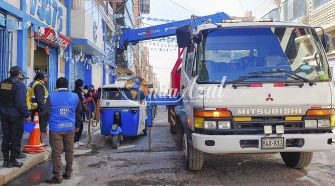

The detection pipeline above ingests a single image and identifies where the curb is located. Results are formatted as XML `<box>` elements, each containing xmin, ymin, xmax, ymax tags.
<box><xmin>0</xmin><ymin>150</ymin><xmax>50</xmax><ymax>185</ymax></box>
<box><xmin>0</xmin><ymin>125</ymin><xmax>100</xmax><ymax>185</ymax></box>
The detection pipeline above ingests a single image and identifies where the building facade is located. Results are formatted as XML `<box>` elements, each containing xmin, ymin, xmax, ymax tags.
<box><xmin>70</xmin><ymin>0</ymin><xmax>116</xmax><ymax>89</ymax></box>
<box><xmin>0</xmin><ymin>0</ymin><xmax>118</xmax><ymax>91</ymax></box>
<box><xmin>0</xmin><ymin>0</ymin><xmax>72</xmax><ymax>91</ymax></box>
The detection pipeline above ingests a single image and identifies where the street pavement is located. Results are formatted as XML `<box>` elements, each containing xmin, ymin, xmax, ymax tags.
<box><xmin>7</xmin><ymin>106</ymin><xmax>335</xmax><ymax>186</ymax></box>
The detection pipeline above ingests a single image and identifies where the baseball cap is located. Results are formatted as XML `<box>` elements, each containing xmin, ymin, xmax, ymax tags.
<box><xmin>35</xmin><ymin>71</ymin><xmax>49</xmax><ymax>80</ymax></box>
<box><xmin>9</xmin><ymin>66</ymin><xmax>22</xmax><ymax>76</ymax></box>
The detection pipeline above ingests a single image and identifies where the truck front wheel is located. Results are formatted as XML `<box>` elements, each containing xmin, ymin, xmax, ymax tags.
<box><xmin>280</xmin><ymin>152</ymin><xmax>313</xmax><ymax>169</ymax></box>
<box><xmin>183</xmin><ymin>133</ymin><xmax>203</xmax><ymax>171</ymax></box>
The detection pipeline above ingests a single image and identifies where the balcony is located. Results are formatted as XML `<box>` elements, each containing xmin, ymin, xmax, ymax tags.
<box><xmin>71</xmin><ymin>1</ymin><xmax>105</xmax><ymax>55</ymax></box>
<box><xmin>309</xmin><ymin>0</ymin><xmax>335</xmax><ymax>29</ymax></box>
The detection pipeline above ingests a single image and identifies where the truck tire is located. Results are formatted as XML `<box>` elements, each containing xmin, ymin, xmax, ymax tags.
<box><xmin>175</xmin><ymin>120</ymin><xmax>183</xmax><ymax>151</ymax></box>
<box><xmin>183</xmin><ymin>133</ymin><xmax>203</xmax><ymax>171</ymax></box>
<box><xmin>280</xmin><ymin>152</ymin><xmax>313</xmax><ymax>169</ymax></box>
<box><xmin>111</xmin><ymin>135</ymin><xmax>120</xmax><ymax>149</ymax></box>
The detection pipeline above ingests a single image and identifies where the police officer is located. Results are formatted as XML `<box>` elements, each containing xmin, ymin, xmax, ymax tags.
<box><xmin>29</xmin><ymin>71</ymin><xmax>49</xmax><ymax>137</ymax></box>
<box><xmin>0</xmin><ymin>66</ymin><xmax>31</xmax><ymax>168</ymax></box>
<box><xmin>45</xmin><ymin>77</ymin><xmax>82</xmax><ymax>184</ymax></box>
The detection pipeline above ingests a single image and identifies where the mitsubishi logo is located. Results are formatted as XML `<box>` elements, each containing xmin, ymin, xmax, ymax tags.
<box><xmin>266</xmin><ymin>93</ymin><xmax>274</xmax><ymax>101</ymax></box>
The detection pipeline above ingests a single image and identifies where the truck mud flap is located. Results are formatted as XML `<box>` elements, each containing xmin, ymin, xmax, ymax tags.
<box><xmin>175</xmin><ymin>105</ymin><xmax>193</xmax><ymax>143</ymax></box>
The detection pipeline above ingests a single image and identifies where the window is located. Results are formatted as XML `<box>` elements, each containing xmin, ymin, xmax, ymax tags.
<box><xmin>140</xmin><ymin>0</ymin><xmax>150</xmax><ymax>14</ymax></box>
<box><xmin>314</xmin><ymin>0</ymin><xmax>330</xmax><ymax>9</ymax></box>
<box><xmin>0</xmin><ymin>29</ymin><xmax>13</xmax><ymax>81</ymax></box>
<box><xmin>262</xmin><ymin>8</ymin><xmax>280</xmax><ymax>21</ymax></box>
<box><xmin>197</xmin><ymin>27</ymin><xmax>330</xmax><ymax>83</ymax></box>
<box><xmin>283</xmin><ymin>0</ymin><xmax>307</xmax><ymax>21</ymax></box>
<box><xmin>185</xmin><ymin>45</ymin><xmax>195</xmax><ymax>77</ymax></box>
<box><xmin>102</xmin><ymin>88</ymin><xmax>138</xmax><ymax>101</ymax></box>
<box><xmin>59</xmin><ymin>0</ymin><xmax>65</xmax><ymax>6</ymax></box>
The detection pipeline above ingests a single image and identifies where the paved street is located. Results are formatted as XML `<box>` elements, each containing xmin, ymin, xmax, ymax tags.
<box><xmin>7</xmin><ymin>106</ymin><xmax>335</xmax><ymax>186</ymax></box>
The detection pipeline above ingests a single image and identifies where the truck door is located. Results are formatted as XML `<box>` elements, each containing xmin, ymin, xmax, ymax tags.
<box><xmin>181</xmin><ymin>44</ymin><xmax>197</xmax><ymax>130</ymax></box>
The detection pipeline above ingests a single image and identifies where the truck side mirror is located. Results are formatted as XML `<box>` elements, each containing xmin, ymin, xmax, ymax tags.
<box><xmin>315</xmin><ymin>27</ymin><xmax>330</xmax><ymax>52</ymax></box>
<box><xmin>177</xmin><ymin>25</ymin><xmax>192</xmax><ymax>48</ymax></box>
<box><xmin>322</xmin><ymin>34</ymin><xmax>331</xmax><ymax>52</ymax></box>
<box><xmin>193</xmin><ymin>32</ymin><xmax>203</xmax><ymax>44</ymax></box>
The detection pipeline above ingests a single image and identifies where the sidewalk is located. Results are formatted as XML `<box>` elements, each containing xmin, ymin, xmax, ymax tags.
<box><xmin>0</xmin><ymin>120</ymin><xmax>100</xmax><ymax>185</ymax></box>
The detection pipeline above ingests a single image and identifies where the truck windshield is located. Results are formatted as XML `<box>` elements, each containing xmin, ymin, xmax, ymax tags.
<box><xmin>102</xmin><ymin>88</ymin><xmax>138</xmax><ymax>101</ymax></box>
<box><xmin>197</xmin><ymin>27</ymin><xmax>330</xmax><ymax>83</ymax></box>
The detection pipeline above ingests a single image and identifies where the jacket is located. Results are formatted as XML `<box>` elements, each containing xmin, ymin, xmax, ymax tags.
<box><xmin>45</xmin><ymin>88</ymin><xmax>82</xmax><ymax>133</ymax></box>
<box><xmin>29</xmin><ymin>80</ymin><xmax>49</xmax><ymax>110</ymax></box>
<box><xmin>0</xmin><ymin>77</ymin><xmax>30</xmax><ymax>118</ymax></box>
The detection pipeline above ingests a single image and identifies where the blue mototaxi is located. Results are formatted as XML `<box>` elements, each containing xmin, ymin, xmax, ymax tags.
<box><xmin>100</xmin><ymin>82</ymin><xmax>147</xmax><ymax>148</ymax></box>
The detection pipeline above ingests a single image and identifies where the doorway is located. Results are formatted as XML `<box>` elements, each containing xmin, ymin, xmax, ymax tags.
<box><xmin>33</xmin><ymin>46</ymin><xmax>49</xmax><ymax>74</ymax></box>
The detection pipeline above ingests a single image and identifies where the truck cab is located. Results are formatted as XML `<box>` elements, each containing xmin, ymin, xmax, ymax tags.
<box><xmin>177</xmin><ymin>21</ymin><xmax>335</xmax><ymax>170</ymax></box>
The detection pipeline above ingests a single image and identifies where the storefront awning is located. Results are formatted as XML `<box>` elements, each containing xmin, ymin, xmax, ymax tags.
<box><xmin>34</xmin><ymin>28</ymin><xmax>71</xmax><ymax>51</ymax></box>
<box><xmin>71</xmin><ymin>38</ymin><xmax>105</xmax><ymax>56</ymax></box>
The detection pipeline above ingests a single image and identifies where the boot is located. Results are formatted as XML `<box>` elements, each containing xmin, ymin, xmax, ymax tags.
<box><xmin>3</xmin><ymin>152</ymin><xmax>11</xmax><ymax>168</ymax></box>
<box><xmin>10</xmin><ymin>152</ymin><xmax>23</xmax><ymax>167</ymax></box>
<box><xmin>10</xmin><ymin>159</ymin><xmax>23</xmax><ymax>167</ymax></box>
<box><xmin>3</xmin><ymin>160</ymin><xmax>11</xmax><ymax>168</ymax></box>
<box><xmin>17</xmin><ymin>151</ymin><xmax>27</xmax><ymax>159</ymax></box>
<box><xmin>62</xmin><ymin>172</ymin><xmax>71</xmax><ymax>179</ymax></box>
<box><xmin>46</xmin><ymin>176</ymin><xmax>62</xmax><ymax>184</ymax></box>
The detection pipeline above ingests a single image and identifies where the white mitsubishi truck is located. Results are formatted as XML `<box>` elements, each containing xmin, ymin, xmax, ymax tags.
<box><xmin>175</xmin><ymin>20</ymin><xmax>335</xmax><ymax>171</ymax></box>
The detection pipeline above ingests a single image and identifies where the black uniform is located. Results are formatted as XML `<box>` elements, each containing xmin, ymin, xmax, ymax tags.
<box><xmin>0</xmin><ymin>76</ymin><xmax>30</xmax><ymax>167</ymax></box>
<box><xmin>73</xmin><ymin>87</ymin><xmax>84</xmax><ymax>142</ymax></box>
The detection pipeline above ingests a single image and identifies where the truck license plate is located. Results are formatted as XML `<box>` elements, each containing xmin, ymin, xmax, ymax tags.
<box><xmin>261</xmin><ymin>137</ymin><xmax>284</xmax><ymax>149</ymax></box>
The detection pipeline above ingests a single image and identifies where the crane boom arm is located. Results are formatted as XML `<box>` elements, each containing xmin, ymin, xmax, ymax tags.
<box><xmin>119</xmin><ymin>12</ymin><xmax>230</xmax><ymax>48</ymax></box>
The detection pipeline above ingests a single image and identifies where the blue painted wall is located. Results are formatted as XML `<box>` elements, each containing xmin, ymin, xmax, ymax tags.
<box><xmin>65</xmin><ymin>0</ymin><xmax>72</xmax><ymax>82</ymax></box>
<box><xmin>84</xmin><ymin>55</ymin><xmax>92</xmax><ymax>86</ymax></box>
<box><xmin>48</xmin><ymin>47</ymin><xmax>58</xmax><ymax>92</ymax></box>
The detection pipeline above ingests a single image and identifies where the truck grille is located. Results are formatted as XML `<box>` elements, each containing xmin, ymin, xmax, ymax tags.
<box><xmin>234</xmin><ymin>116</ymin><xmax>303</xmax><ymax>130</ymax></box>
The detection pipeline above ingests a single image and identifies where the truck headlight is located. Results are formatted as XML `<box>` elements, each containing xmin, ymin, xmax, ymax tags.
<box><xmin>305</xmin><ymin>120</ymin><xmax>317</xmax><ymax>128</ymax></box>
<box><xmin>318</xmin><ymin>119</ymin><xmax>330</xmax><ymax>128</ymax></box>
<box><xmin>218</xmin><ymin>121</ymin><xmax>231</xmax><ymax>129</ymax></box>
<box><xmin>204</xmin><ymin>121</ymin><xmax>217</xmax><ymax>129</ymax></box>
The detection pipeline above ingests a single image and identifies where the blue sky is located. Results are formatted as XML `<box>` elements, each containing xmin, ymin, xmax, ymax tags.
<box><xmin>145</xmin><ymin>0</ymin><xmax>264</xmax><ymax>21</ymax></box>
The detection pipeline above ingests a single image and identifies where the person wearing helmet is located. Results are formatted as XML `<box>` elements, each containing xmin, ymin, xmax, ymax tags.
<box><xmin>0</xmin><ymin>66</ymin><xmax>31</xmax><ymax>168</ymax></box>
<box><xmin>30</xmin><ymin>71</ymin><xmax>50</xmax><ymax>139</ymax></box>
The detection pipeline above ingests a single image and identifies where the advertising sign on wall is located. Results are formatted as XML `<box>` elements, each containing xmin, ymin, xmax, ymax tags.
<box><xmin>28</xmin><ymin>0</ymin><xmax>66</xmax><ymax>34</ymax></box>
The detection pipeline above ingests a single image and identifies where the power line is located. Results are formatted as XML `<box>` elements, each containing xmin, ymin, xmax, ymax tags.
<box><xmin>178</xmin><ymin>0</ymin><xmax>200</xmax><ymax>15</ymax></box>
<box><xmin>166</xmin><ymin>0</ymin><xmax>193</xmax><ymax>14</ymax></box>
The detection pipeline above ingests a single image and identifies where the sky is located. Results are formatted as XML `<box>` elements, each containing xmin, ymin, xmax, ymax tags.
<box><xmin>141</xmin><ymin>0</ymin><xmax>265</xmax><ymax>90</ymax></box>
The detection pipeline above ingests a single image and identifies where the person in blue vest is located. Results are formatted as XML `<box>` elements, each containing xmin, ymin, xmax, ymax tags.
<box><xmin>44</xmin><ymin>77</ymin><xmax>82</xmax><ymax>184</ymax></box>
<box><xmin>0</xmin><ymin>66</ymin><xmax>31</xmax><ymax>168</ymax></box>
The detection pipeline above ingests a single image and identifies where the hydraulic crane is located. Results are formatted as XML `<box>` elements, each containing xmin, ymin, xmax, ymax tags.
<box><xmin>118</xmin><ymin>12</ymin><xmax>230</xmax><ymax>148</ymax></box>
<box><xmin>119</xmin><ymin>12</ymin><xmax>230</xmax><ymax>92</ymax></box>
<box><xmin>119</xmin><ymin>12</ymin><xmax>230</xmax><ymax>48</ymax></box>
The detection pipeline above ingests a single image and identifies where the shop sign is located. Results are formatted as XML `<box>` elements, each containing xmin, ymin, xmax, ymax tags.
<box><xmin>35</xmin><ymin>28</ymin><xmax>71</xmax><ymax>50</ymax></box>
<box><xmin>29</xmin><ymin>0</ymin><xmax>64</xmax><ymax>33</ymax></box>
